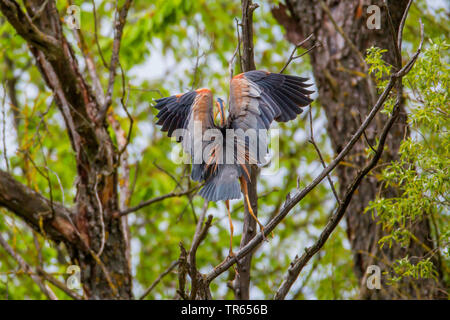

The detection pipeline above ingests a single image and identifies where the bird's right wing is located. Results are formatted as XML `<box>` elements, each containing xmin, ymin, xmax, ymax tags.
<box><xmin>152</xmin><ymin>88</ymin><xmax>218</xmax><ymax>181</ymax></box>
<box><xmin>152</xmin><ymin>88</ymin><xmax>215</xmax><ymax>139</ymax></box>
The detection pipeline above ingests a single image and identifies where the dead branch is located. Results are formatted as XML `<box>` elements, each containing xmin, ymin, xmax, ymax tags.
<box><xmin>0</xmin><ymin>233</ymin><xmax>57</xmax><ymax>300</ymax></box>
<box><xmin>117</xmin><ymin>185</ymin><xmax>202</xmax><ymax>217</ymax></box>
<box><xmin>279</xmin><ymin>33</ymin><xmax>313</xmax><ymax>74</ymax></box>
<box><xmin>275</xmin><ymin>101</ymin><xmax>401</xmax><ymax>299</ymax></box>
<box><xmin>97</xmin><ymin>0</ymin><xmax>133</xmax><ymax>123</ymax></box>
<box><xmin>139</xmin><ymin>260</ymin><xmax>179</xmax><ymax>300</ymax></box>
<box><xmin>204</xmin><ymin>28</ymin><xmax>424</xmax><ymax>284</ymax></box>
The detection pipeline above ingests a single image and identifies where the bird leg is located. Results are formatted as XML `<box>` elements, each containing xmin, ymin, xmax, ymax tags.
<box><xmin>225</xmin><ymin>200</ymin><xmax>234</xmax><ymax>257</ymax></box>
<box><xmin>213</xmin><ymin>200</ymin><xmax>239</xmax><ymax>275</ymax></box>
<box><xmin>240</xmin><ymin>177</ymin><xmax>266</xmax><ymax>240</ymax></box>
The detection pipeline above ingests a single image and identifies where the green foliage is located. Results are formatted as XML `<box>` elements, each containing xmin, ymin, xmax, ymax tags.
<box><xmin>385</xmin><ymin>256</ymin><xmax>438</xmax><ymax>285</ymax></box>
<box><xmin>366</xmin><ymin>40</ymin><xmax>449</xmax><ymax>284</ymax></box>
<box><xmin>365</xmin><ymin>46</ymin><xmax>396</xmax><ymax>115</ymax></box>
<box><xmin>0</xmin><ymin>0</ymin><xmax>447</xmax><ymax>300</ymax></box>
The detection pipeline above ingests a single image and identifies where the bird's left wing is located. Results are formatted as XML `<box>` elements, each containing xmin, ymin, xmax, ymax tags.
<box><xmin>228</xmin><ymin>70</ymin><xmax>314</xmax><ymax>164</ymax></box>
<box><xmin>229</xmin><ymin>70</ymin><xmax>314</xmax><ymax>131</ymax></box>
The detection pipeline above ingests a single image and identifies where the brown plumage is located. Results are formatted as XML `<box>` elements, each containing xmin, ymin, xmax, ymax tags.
<box><xmin>152</xmin><ymin>70</ymin><xmax>314</xmax><ymax>202</ymax></box>
<box><xmin>153</xmin><ymin>71</ymin><xmax>313</xmax><ymax>252</ymax></box>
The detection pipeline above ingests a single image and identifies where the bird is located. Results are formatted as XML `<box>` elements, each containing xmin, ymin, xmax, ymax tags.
<box><xmin>151</xmin><ymin>70</ymin><xmax>314</xmax><ymax>256</ymax></box>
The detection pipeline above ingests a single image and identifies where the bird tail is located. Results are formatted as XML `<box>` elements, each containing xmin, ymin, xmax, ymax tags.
<box><xmin>199</xmin><ymin>164</ymin><xmax>241</xmax><ymax>202</ymax></box>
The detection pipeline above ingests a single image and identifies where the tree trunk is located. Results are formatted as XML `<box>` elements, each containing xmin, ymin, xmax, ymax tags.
<box><xmin>233</xmin><ymin>0</ymin><xmax>258</xmax><ymax>300</ymax></box>
<box><xmin>0</xmin><ymin>0</ymin><xmax>132</xmax><ymax>299</ymax></box>
<box><xmin>273</xmin><ymin>0</ymin><xmax>443</xmax><ymax>299</ymax></box>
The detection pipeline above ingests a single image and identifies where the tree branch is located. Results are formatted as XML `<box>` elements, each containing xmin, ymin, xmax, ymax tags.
<box><xmin>235</xmin><ymin>0</ymin><xmax>258</xmax><ymax>300</ymax></box>
<box><xmin>117</xmin><ymin>185</ymin><xmax>202</xmax><ymax>217</ymax></box>
<box><xmin>205</xmin><ymin>37</ymin><xmax>423</xmax><ymax>284</ymax></box>
<box><xmin>188</xmin><ymin>201</ymin><xmax>213</xmax><ymax>299</ymax></box>
<box><xmin>0</xmin><ymin>233</ymin><xmax>57</xmax><ymax>300</ymax></box>
<box><xmin>0</xmin><ymin>0</ymin><xmax>59</xmax><ymax>54</ymax></box>
<box><xmin>139</xmin><ymin>260</ymin><xmax>179</xmax><ymax>300</ymax></box>
<box><xmin>279</xmin><ymin>33</ymin><xmax>314</xmax><ymax>74</ymax></box>
<box><xmin>0</xmin><ymin>170</ymin><xmax>83</xmax><ymax>247</ymax></box>
<box><xmin>275</xmin><ymin>101</ymin><xmax>401</xmax><ymax>299</ymax></box>
<box><xmin>97</xmin><ymin>0</ymin><xmax>133</xmax><ymax>123</ymax></box>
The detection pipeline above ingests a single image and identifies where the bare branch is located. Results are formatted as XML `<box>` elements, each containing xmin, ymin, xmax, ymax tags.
<box><xmin>397</xmin><ymin>0</ymin><xmax>414</xmax><ymax>53</ymax></box>
<box><xmin>240</xmin><ymin>0</ymin><xmax>258</xmax><ymax>71</ymax></box>
<box><xmin>205</xmin><ymin>36</ymin><xmax>423</xmax><ymax>284</ymax></box>
<box><xmin>0</xmin><ymin>0</ymin><xmax>60</xmax><ymax>54</ymax></box>
<box><xmin>235</xmin><ymin>0</ymin><xmax>258</xmax><ymax>300</ymax></box>
<box><xmin>188</xmin><ymin>201</ymin><xmax>213</xmax><ymax>299</ymax></box>
<box><xmin>90</xmin><ymin>0</ymin><xmax>109</xmax><ymax>69</ymax></box>
<box><xmin>117</xmin><ymin>185</ymin><xmax>202</xmax><ymax>217</ymax></box>
<box><xmin>36</xmin><ymin>267</ymin><xmax>83</xmax><ymax>300</ymax></box>
<box><xmin>279</xmin><ymin>33</ymin><xmax>313</xmax><ymax>74</ymax></box>
<box><xmin>0</xmin><ymin>170</ymin><xmax>82</xmax><ymax>246</ymax></box>
<box><xmin>139</xmin><ymin>260</ymin><xmax>179</xmax><ymax>300</ymax></box>
<box><xmin>229</xmin><ymin>18</ymin><xmax>242</xmax><ymax>80</ymax></box>
<box><xmin>308</xmin><ymin>108</ymin><xmax>340</xmax><ymax>203</ymax></box>
<box><xmin>97</xmin><ymin>0</ymin><xmax>133</xmax><ymax>123</ymax></box>
<box><xmin>1</xmin><ymin>80</ymin><xmax>9</xmax><ymax>171</ymax></box>
<box><xmin>275</xmin><ymin>101</ymin><xmax>401</xmax><ymax>299</ymax></box>
<box><xmin>0</xmin><ymin>233</ymin><xmax>57</xmax><ymax>300</ymax></box>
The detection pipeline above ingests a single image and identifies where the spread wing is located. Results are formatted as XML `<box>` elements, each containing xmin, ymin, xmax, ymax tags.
<box><xmin>228</xmin><ymin>70</ymin><xmax>314</xmax><ymax>164</ymax></box>
<box><xmin>229</xmin><ymin>70</ymin><xmax>314</xmax><ymax>131</ymax></box>
<box><xmin>152</xmin><ymin>88</ymin><xmax>215</xmax><ymax>138</ymax></box>
<box><xmin>152</xmin><ymin>88</ymin><xmax>217</xmax><ymax>181</ymax></box>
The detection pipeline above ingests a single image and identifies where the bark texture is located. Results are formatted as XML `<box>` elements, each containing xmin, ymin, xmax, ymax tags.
<box><xmin>233</xmin><ymin>0</ymin><xmax>259</xmax><ymax>300</ymax></box>
<box><xmin>273</xmin><ymin>0</ymin><xmax>443</xmax><ymax>299</ymax></box>
<box><xmin>0</xmin><ymin>0</ymin><xmax>132</xmax><ymax>299</ymax></box>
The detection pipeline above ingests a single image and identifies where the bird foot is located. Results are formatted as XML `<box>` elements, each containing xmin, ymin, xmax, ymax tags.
<box><xmin>214</xmin><ymin>250</ymin><xmax>237</xmax><ymax>271</ymax></box>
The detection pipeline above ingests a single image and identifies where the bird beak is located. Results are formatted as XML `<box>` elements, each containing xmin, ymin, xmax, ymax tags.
<box><xmin>216</xmin><ymin>99</ymin><xmax>225</xmax><ymax>126</ymax></box>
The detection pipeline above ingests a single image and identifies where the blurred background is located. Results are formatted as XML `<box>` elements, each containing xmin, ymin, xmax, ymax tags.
<box><xmin>0</xmin><ymin>0</ymin><xmax>448</xmax><ymax>299</ymax></box>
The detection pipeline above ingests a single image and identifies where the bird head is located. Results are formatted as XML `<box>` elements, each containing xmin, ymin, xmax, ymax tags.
<box><xmin>215</xmin><ymin>97</ymin><xmax>226</xmax><ymax>126</ymax></box>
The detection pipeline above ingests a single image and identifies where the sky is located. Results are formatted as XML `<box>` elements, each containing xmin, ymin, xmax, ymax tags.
<box><xmin>0</xmin><ymin>0</ymin><xmax>448</xmax><ymax>299</ymax></box>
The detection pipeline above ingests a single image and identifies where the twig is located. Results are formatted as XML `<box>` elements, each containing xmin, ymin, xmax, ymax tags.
<box><xmin>30</xmin><ymin>0</ymin><xmax>48</xmax><ymax>21</ymax></box>
<box><xmin>0</xmin><ymin>233</ymin><xmax>57</xmax><ymax>300</ymax></box>
<box><xmin>117</xmin><ymin>185</ymin><xmax>202</xmax><ymax>217</ymax></box>
<box><xmin>139</xmin><ymin>260</ymin><xmax>179</xmax><ymax>300</ymax></box>
<box><xmin>71</xmin><ymin>17</ymin><xmax>105</xmax><ymax>107</ymax></box>
<box><xmin>275</xmin><ymin>101</ymin><xmax>401</xmax><ymax>299</ymax></box>
<box><xmin>1</xmin><ymin>80</ymin><xmax>9</xmax><ymax>171</ymax></box>
<box><xmin>97</xmin><ymin>0</ymin><xmax>133</xmax><ymax>123</ymax></box>
<box><xmin>153</xmin><ymin>160</ymin><xmax>182</xmax><ymax>189</ymax></box>
<box><xmin>228</xmin><ymin>18</ymin><xmax>242</xmax><ymax>80</ymax></box>
<box><xmin>204</xmin><ymin>30</ymin><xmax>424</xmax><ymax>284</ymax></box>
<box><xmin>36</xmin><ymin>267</ymin><xmax>83</xmax><ymax>300</ymax></box>
<box><xmin>279</xmin><ymin>33</ymin><xmax>313</xmax><ymax>74</ymax></box>
<box><xmin>384</xmin><ymin>1</ymin><xmax>402</xmax><ymax>69</ymax></box>
<box><xmin>88</xmin><ymin>248</ymin><xmax>118</xmax><ymax>297</ymax></box>
<box><xmin>308</xmin><ymin>108</ymin><xmax>340</xmax><ymax>203</ymax></box>
<box><xmin>397</xmin><ymin>0</ymin><xmax>414</xmax><ymax>54</ymax></box>
<box><xmin>90</xmin><ymin>0</ymin><xmax>109</xmax><ymax>69</ymax></box>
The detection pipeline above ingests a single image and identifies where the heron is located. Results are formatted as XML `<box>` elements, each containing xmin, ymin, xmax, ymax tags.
<box><xmin>151</xmin><ymin>70</ymin><xmax>313</xmax><ymax>257</ymax></box>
